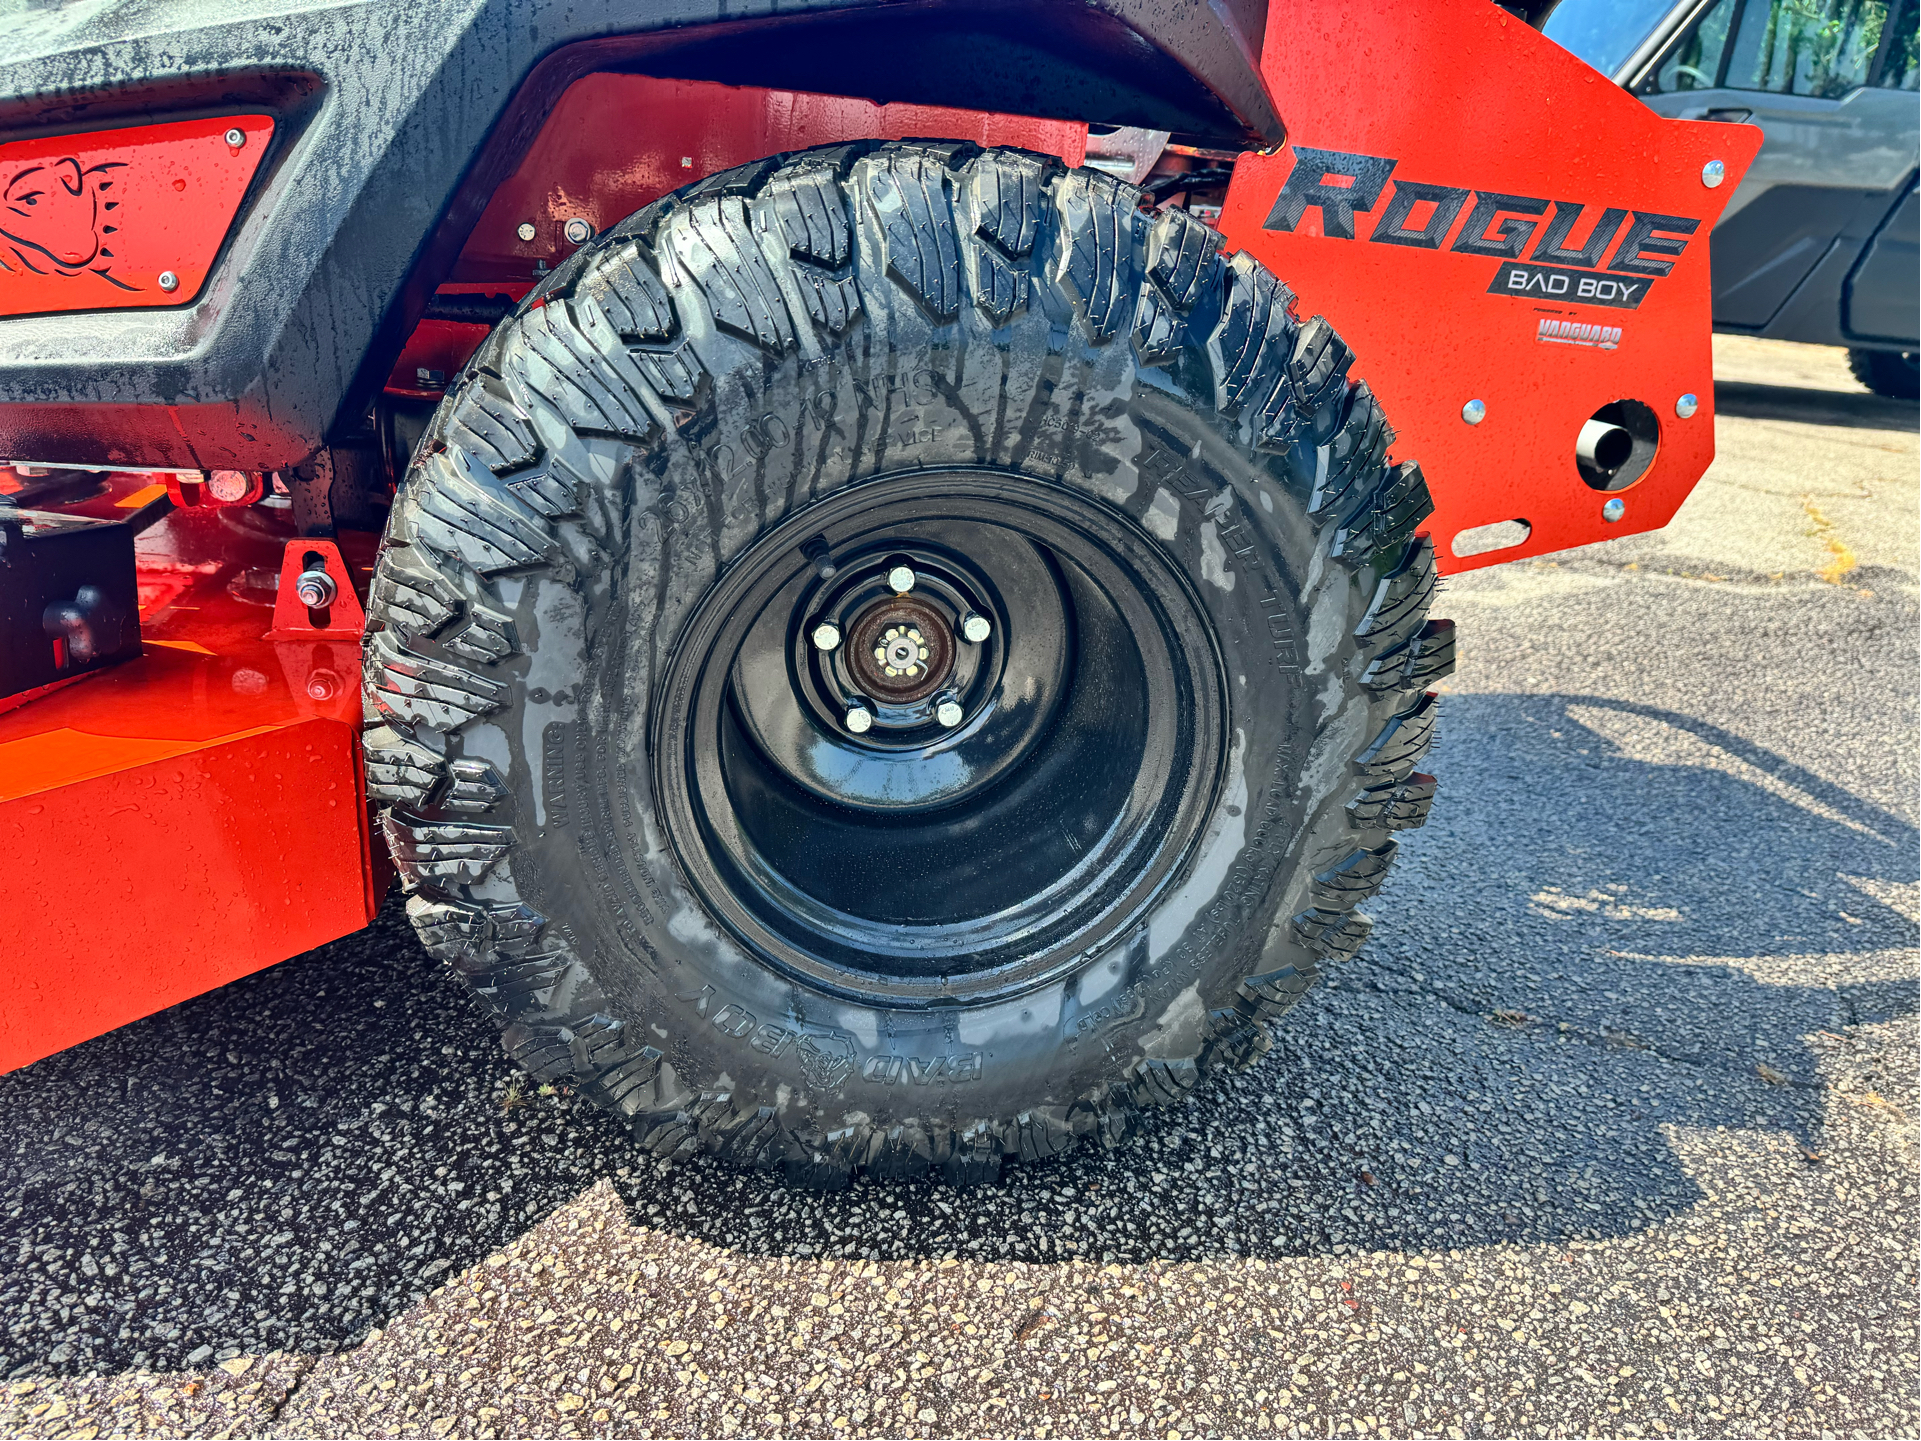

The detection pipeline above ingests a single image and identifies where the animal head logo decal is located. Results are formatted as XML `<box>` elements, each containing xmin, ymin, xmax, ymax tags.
<box><xmin>796</xmin><ymin>1031</ymin><xmax>857</xmax><ymax>1091</ymax></box>
<box><xmin>0</xmin><ymin>157</ymin><xmax>132</xmax><ymax>288</ymax></box>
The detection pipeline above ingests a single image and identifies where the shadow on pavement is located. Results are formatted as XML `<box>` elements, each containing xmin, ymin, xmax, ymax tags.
<box><xmin>1714</xmin><ymin>377</ymin><xmax>1918</xmax><ymax>432</ymax></box>
<box><xmin>0</xmin><ymin>694</ymin><xmax>1912</xmax><ymax>1379</ymax></box>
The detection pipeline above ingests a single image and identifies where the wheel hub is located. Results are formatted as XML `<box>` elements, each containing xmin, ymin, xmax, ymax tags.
<box><xmin>846</xmin><ymin>594</ymin><xmax>954</xmax><ymax>704</ymax></box>
<box><xmin>652</xmin><ymin>471</ymin><xmax>1229</xmax><ymax>1005</ymax></box>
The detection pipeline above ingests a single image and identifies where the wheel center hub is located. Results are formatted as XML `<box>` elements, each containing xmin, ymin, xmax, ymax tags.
<box><xmin>883</xmin><ymin>631</ymin><xmax>922</xmax><ymax>673</ymax></box>
<box><xmin>656</xmin><ymin>471</ymin><xmax>1229</xmax><ymax>1002</ymax></box>
<box><xmin>846</xmin><ymin>595</ymin><xmax>954</xmax><ymax>704</ymax></box>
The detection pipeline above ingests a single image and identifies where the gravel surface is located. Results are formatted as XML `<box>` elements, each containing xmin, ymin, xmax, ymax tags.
<box><xmin>0</xmin><ymin>337</ymin><xmax>1913</xmax><ymax>1440</ymax></box>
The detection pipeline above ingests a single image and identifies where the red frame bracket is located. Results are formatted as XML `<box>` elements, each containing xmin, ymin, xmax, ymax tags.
<box><xmin>266</xmin><ymin>538</ymin><xmax>367</xmax><ymax>641</ymax></box>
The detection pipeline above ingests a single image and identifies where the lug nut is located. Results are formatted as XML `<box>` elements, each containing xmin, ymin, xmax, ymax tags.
<box><xmin>811</xmin><ymin>621</ymin><xmax>842</xmax><ymax>651</ymax></box>
<box><xmin>564</xmin><ymin>217</ymin><xmax>594</xmax><ymax>245</ymax></box>
<box><xmin>886</xmin><ymin>564</ymin><xmax>916</xmax><ymax>593</ymax></box>
<box><xmin>844</xmin><ymin>702</ymin><xmax>874</xmax><ymax>734</ymax></box>
<box><xmin>935</xmin><ymin>698</ymin><xmax>964</xmax><ymax>728</ymax></box>
<box><xmin>961</xmin><ymin>612</ymin><xmax>992</xmax><ymax>644</ymax></box>
<box><xmin>294</xmin><ymin>568</ymin><xmax>337</xmax><ymax>608</ymax></box>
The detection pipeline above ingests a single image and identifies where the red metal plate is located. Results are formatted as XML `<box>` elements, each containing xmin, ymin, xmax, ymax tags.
<box><xmin>1220</xmin><ymin>1</ymin><xmax>1760</xmax><ymax>573</ymax></box>
<box><xmin>454</xmin><ymin>75</ymin><xmax>1086</xmax><ymax>282</ymax></box>
<box><xmin>390</xmin><ymin>76</ymin><xmax>1088</xmax><ymax>393</ymax></box>
<box><xmin>0</xmin><ymin>501</ymin><xmax>378</xmax><ymax>1074</ymax></box>
<box><xmin>0</xmin><ymin>114</ymin><xmax>273</xmax><ymax>318</ymax></box>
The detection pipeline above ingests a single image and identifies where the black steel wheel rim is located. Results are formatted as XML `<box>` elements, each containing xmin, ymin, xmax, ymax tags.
<box><xmin>651</xmin><ymin>470</ymin><xmax>1229</xmax><ymax>1007</ymax></box>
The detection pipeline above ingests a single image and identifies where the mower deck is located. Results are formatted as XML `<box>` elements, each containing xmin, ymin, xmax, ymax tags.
<box><xmin>0</xmin><ymin>497</ymin><xmax>383</xmax><ymax>1073</ymax></box>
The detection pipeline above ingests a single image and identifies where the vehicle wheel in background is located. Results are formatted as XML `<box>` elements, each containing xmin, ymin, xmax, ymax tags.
<box><xmin>1847</xmin><ymin>347</ymin><xmax>1920</xmax><ymax>400</ymax></box>
<box><xmin>363</xmin><ymin>141</ymin><xmax>1449</xmax><ymax>1186</ymax></box>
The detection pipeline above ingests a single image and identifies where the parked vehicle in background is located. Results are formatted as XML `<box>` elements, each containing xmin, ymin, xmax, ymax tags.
<box><xmin>1544</xmin><ymin>0</ymin><xmax>1920</xmax><ymax>396</ymax></box>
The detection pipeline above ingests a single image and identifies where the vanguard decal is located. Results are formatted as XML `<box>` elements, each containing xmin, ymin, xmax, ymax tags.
<box><xmin>1262</xmin><ymin>147</ymin><xmax>1701</xmax><ymax>311</ymax></box>
<box><xmin>1537</xmin><ymin>317</ymin><xmax>1623</xmax><ymax>349</ymax></box>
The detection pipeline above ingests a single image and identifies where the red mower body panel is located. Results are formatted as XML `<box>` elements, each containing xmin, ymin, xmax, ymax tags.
<box><xmin>0</xmin><ymin>500</ymin><xmax>381</xmax><ymax>1073</ymax></box>
<box><xmin>1218</xmin><ymin>0</ymin><xmax>1759</xmax><ymax>572</ymax></box>
<box><xmin>0</xmin><ymin>2</ymin><xmax>1755</xmax><ymax>1073</ymax></box>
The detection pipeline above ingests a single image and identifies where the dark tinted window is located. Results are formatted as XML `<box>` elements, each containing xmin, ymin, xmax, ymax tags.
<box><xmin>1650</xmin><ymin>0</ymin><xmax>1741</xmax><ymax>89</ymax></box>
<box><xmin>1726</xmin><ymin>0</ymin><xmax>1891</xmax><ymax>96</ymax></box>
<box><xmin>1544</xmin><ymin>0</ymin><xmax>1682</xmax><ymax>77</ymax></box>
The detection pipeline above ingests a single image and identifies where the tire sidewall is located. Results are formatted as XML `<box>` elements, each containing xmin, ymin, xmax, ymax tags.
<box><xmin>489</xmin><ymin>232</ymin><xmax>1368</xmax><ymax>1135</ymax></box>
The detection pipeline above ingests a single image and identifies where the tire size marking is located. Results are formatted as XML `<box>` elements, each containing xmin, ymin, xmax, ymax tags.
<box><xmin>682</xmin><ymin>990</ymin><xmax>984</xmax><ymax>1085</ymax></box>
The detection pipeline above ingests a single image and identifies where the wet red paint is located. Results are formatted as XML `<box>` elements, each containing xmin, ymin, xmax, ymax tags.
<box><xmin>0</xmin><ymin>500</ymin><xmax>378</xmax><ymax>1073</ymax></box>
<box><xmin>1219</xmin><ymin>0</ymin><xmax>1758</xmax><ymax>573</ymax></box>
<box><xmin>0</xmin><ymin>114</ymin><xmax>272</xmax><ymax>317</ymax></box>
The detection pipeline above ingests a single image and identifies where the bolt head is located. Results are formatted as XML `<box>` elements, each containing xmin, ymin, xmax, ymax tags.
<box><xmin>156</xmin><ymin>271</ymin><xmax>179</xmax><ymax>293</ymax></box>
<box><xmin>306</xmin><ymin>670</ymin><xmax>340</xmax><ymax>701</ymax></box>
<box><xmin>1701</xmin><ymin>159</ymin><xmax>1726</xmax><ymax>189</ymax></box>
<box><xmin>844</xmin><ymin>704</ymin><xmax>873</xmax><ymax>734</ymax></box>
<box><xmin>294</xmin><ymin>569</ymin><xmax>337</xmax><ymax>608</ymax></box>
<box><xmin>811</xmin><ymin>621</ymin><xmax>842</xmax><ymax>652</ymax></box>
<box><xmin>961</xmin><ymin>612</ymin><xmax>992</xmax><ymax>644</ymax></box>
<box><xmin>1675</xmin><ymin>392</ymin><xmax>1700</xmax><ymax>419</ymax></box>
<box><xmin>516</xmin><ymin>221</ymin><xmax>537</xmax><ymax>243</ymax></box>
<box><xmin>1461</xmin><ymin>398</ymin><xmax>1487</xmax><ymax>426</ymax></box>
<box><xmin>935</xmin><ymin>699</ymin><xmax>964</xmax><ymax>728</ymax></box>
<box><xmin>224</xmin><ymin>127</ymin><xmax>246</xmax><ymax>149</ymax></box>
<box><xmin>1602</xmin><ymin>497</ymin><xmax>1626</xmax><ymax>522</ymax></box>
<box><xmin>564</xmin><ymin>218</ymin><xmax>593</xmax><ymax>245</ymax></box>
<box><xmin>886</xmin><ymin>564</ymin><xmax>916</xmax><ymax>594</ymax></box>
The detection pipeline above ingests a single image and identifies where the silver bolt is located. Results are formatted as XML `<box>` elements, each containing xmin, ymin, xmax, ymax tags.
<box><xmin>224</xmin><ymin>127</ymin><xmax>246</xmax><ymax>149</ymax></box>
<box><xmin>294</xmin><ymin>568</ymin><xmax>337</xmax><ymax>608</ymax></box>
<box><xmin>961</xmin><ymin>612</ymin><xmax>992</xmax><ymax>644</ymax></box>
<box><xmin>1675</xmin><ymin>393</ymin><xmax>1700</xmax><ymax>419</ymax></box>
<box><xmin>935</xmin><ymin>698</ymin><xmax>964</xmax><ymax>728</ymax></box>
<box><xmin>886</xmin><ymin>564</ymin><xmax>916</xmax><ymax>594</ymax></box>
<box><xmin>1461</xmin><ymin>398</ymin><xmax>1487</xmax><ymax>426</ymax></box>
<box><xmin>844</xmin><ymin>702</ymin><xmax>873</xmax><ymax>734</ymax></box>
<box><xmin>157</xmin><ymin>271</ymin><xmax>179</xmax><ymax>293</ymax></box>
<box><xmin>306</xmin><ymin>670</ymin><xmax>340</xmax><ymax>702</ymax></box>
<box><xmin>1701</xmin><ymin>159</ymin><xmax>1725</xmax><ymax>189</ymax></box>
<box><xmin>564</xmin><ymin>217</ymin><xmax>594</xmax><ymax>245</ymax></box>
<box><xmin>516</xmin><ymin>222</ymin><xmax>537</xmax><ymax>243</ymax></box>
<box><xmin>1602</xmin><ymin>498</ymin><xmax>1626</xmax><ymax>522</ymax></box>
<box><xmin>811</xmin><ymin>621</ymin><xmax>842</xmax><ymax>652</ymax></box>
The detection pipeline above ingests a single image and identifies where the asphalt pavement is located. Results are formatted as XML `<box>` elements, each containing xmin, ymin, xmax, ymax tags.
<box><xmin>0</xmin><ymin>336</ymin><xmax>1914</xmax><ymax>1440</ymax></box>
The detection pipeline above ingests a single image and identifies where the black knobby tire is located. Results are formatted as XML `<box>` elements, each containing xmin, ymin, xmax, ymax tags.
<box><xmin>364</xmin><ymin>141</ymin><xmax>1448</xmax><ymax>1187</ymax></box>
<box><xmin>1847</xmin><ymin>347</ymin><xmax>1920</xmax><ymax>401</ymax></box>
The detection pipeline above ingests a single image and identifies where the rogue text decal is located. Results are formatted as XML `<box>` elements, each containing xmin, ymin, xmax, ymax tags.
<box><xmin>1263</xmin><ymin>147</ymin><xmax>1700</xmax><ymax>312</ymax></box>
